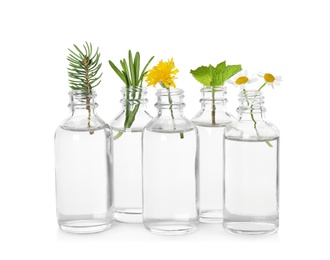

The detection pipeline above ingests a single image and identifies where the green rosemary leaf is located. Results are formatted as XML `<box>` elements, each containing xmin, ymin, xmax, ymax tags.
<box><xmin>108</xmin><ymin>60</ymin><xmax>127</xmax><ymax>85</ymax></box>
<box><xmin>134</xmin><ymin>52</ymin><xmax>140</xmax><ymax>86</ymax></box>
<box><xmin>139</xmin><ymin>56</ymin><xmax>154</xmax><ymax>84</ymax></box>
<box><xmin>128</xmin><ymin>50</ymin><xmax>136</xmax><ymax>86</ymax></box>
<box><xmin>122</xmin><ymin>59</ymin><xmax>132</xmax><ymax>86</ymax></box>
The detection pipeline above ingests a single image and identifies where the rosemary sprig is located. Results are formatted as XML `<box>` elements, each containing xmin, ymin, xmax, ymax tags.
<box><xmin>67</xmin><ymin>42</ymin><xmax>102</xmax><ymax>134</ymax></box>
<box><xmin>109</xmin><ymin>51</ymin><xmax>154</xmax><ymax>139</ymax></box>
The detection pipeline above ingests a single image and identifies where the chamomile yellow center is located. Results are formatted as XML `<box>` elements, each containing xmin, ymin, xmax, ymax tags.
<box><xmin>264</xmin><ymin>73</ymin><xmax>275</xmax><ymax>83</ymax></box>
<box><xmin>235</xmin><ymin>76</ymin><xmax>249</xmax><ymax>85</ymax></box>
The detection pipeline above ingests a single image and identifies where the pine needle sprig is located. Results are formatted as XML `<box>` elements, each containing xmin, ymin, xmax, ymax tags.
<box><xmin>67</xmin><ymin>42</ymin><xmax>102</xmax><ymax>93</ymax></box>
<box><xmin>67</xmin><ymin>42</ymin><xmax>102</xmax><ymax>135</ymax></box>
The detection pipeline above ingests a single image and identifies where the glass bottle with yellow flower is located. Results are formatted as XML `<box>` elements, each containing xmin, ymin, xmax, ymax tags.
<box><xmin>108</xmin><ymin>51</ymin><xmax>154</xmax><ymax>223</ymax></box>
<box><xmin>190</xmin><ymin>61</ymin><xmax>241</xmax><ymax>223</ymax></box>
<box><xmin>142</xmin><ymin>59</ymin><xmax>199</xmax><ymax>235</ymax></box>
<box><xmin>223</xmin><ymin>72</ymin><xmax>281</xmax><ymax>235</ymax></box>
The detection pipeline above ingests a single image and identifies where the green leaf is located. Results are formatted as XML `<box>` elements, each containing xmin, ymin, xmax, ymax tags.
<box><xmin>139</xmin><ymin>56</ymin><xmax>154</xmax><ymax>84</ymax></box>
<box><xmin>222</xmin><ymin>65</ymin><xmax>242</xmax><ymax>81</ymax></box>
<box><xmin>191</xmin><ymin>61</ymin><xmax>242</xmax><ymax>87</ymax></box>
<box><xmin>215</xmin><ymin>61</ymin><xmax>226</xmax><ymax>71</ymax></box>
<box><xmin>128</xmin><ymin>50</ymin><xmax>136</xmax><ymax>86</ymax></box>
<box><xmin>190</xmin><ymin>66</ymin><xmax>213</xmax><ymax>86</ymax></box>
<box><xmin>108</xmin><ymin>60</ymin><xmax>128</xmax><ymax>85</ymax></box>
<box><xmin>122</xmin><ymin>59</ymin><xmax>132</xmax><ymax>86</ymax></box>
<box><xmin>134</xmin><ymin>52</ymin><xmax>140</xmax><ymax>85</ymax></box>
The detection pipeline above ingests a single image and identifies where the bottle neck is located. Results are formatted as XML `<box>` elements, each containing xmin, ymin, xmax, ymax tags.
<box><xmin>156</xmin><ymin>88</ymin><xmax>185</xmax><ymax>117</ymax></box>
<box><xmin>200</xmin><ymin>86</ymin><xmax>228</xmax><ymax>111</ymax></box>
<box><xmin>121</xmin><ymin>86</ymin><xmax>148</xmax><ymax>110</ymax></box>
<box><xmin>237</xmin><ymin>90</ymin><xmax>266</xmax><ymax>121</ymax></box>
<box><xmin>69</xmin><ymin>90</ymin><xmax>98</xmax><ymax>117</ymax></box>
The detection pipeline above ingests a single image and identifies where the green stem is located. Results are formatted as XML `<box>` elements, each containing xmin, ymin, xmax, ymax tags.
<box><xmin>258</xmin><ymin>82</ymin><xmax>267</xmax><ymax>92</ymax></box>
<box><xmin>211</xmin><ymin>87</ymin><xmax>216</xmax><ymax>125</ymax></box>
<box><xmin>168</xmin><ymin>88</ymin><xmax>184</xmax><ymax>139</ymax></box>
<box><xmin>247</xmin><ymin>84</ymin><xmax>273</xmax><ymax>148</ymax></box>
<box><xmin>114</xmin><ymin>86</ymin><xmax>141</xmax><ymax>140</ymax></box>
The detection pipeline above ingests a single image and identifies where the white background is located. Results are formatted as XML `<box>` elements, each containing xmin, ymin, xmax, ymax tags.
<box><xmin>0</xmin><ymin>0</ymin><xmax>329</xmax><ymax>259</ymax></box>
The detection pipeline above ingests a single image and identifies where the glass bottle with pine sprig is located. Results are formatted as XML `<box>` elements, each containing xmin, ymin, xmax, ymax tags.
<box><xmin>54</xmin><ymin>42</ymin><xmax>114</xmax><ymax>233</ymax></box>
<box><xmin>190</xmin><ymin>61</ymin><xmax>241</xmax><ymax>224</ymax></box>
<box><xmin>108</xmin><ymin>51</ymin><xmax>154</xmax><ymax>223</ymax></box>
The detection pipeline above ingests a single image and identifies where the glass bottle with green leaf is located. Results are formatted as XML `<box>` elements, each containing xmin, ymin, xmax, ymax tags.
<box><xmin>55</xmin><ymin>42</ymin><xmax>114</xmax><ymax>233</ymax></box>
<box><xmin>190</xmin><ymin>61</ymin><xmax>241</xmax><ymax>223</ymax></box>
<box><xmin>108</xmin><ymin>50</ymin><xmax>154</xmax><ymax>223</ymax></box>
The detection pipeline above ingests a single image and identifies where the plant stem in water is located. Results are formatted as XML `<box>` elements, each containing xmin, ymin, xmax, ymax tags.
<box><xmin>83</xmin><ymin>58</ymin><xmax>94</xmax><ymax>135</ymax></box>
<box><xmin>168</xmin><ymin>88</ymin><xmax>184</xmax><ymax>139</ymax></box>
<box><xmin>114</xmin><ymin>86</ymin><xmax>142</xmax><ymax>140</ymax></box>
<box><xmin>212</xmin><ymin>88</ymin><xmax>216</xmax><ymax>125</ymax></box>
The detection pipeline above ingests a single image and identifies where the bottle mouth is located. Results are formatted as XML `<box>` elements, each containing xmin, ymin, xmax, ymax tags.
<box><xmin>155</xmin><ymin>88</ymin><xmax>185</xmax><ymax>109</ymax></box>
<box><xmin>69</xmin><ymin>89</ymin><xmax>97</xmax><ymax>98</ymax></box>
<box><xmin>69</xmin><ymin>89</ymin><xmax>97</xmax><ymax>108</ymax></box>
<box><xmin>120</xmin><ymin>86</ymin><xmax>148</xmax><ymax>104</ymax></box>
<box><xmin>238</xmin><ymin>90</ymin><xmax>265</xmax><ymax>112</ymax></box>
<box><xmin>200</xmin><ymin>86</ymin><xmax>227</xmax><ymax>103</ymax></box>
<box><xmin>201</xmin><ymin>86</ymin><xmax>227</xmax><ymax>94</ymax></box>
<box><xmin>156</xmin><ymin>88</ymin><xmax>184</xmax><ymax>96</ymax></box>
<box><xmin>120</xmin><ymin>86</ymin><xmax>146</xmax><ymax>93</ymax></box>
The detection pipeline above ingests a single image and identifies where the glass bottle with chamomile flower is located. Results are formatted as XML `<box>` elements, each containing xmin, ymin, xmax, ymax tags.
<box><xmin>108</xmin><ymin>51</ymin><xmax>154</xmax><ymax>223</ymax></box>
<box><xmin>54</xmin><ymin>42</ymin><xmax>114</xmax><ymax>233</ymax></box>
<box><xmin>190</xmin><ymin>61</ymin><xmax>241</xmax><ymax>223</ymax></box>
<box><xmin>223</xmin><ymin>72</ymin><xmax>282</xmax><ymax>235</ymax></box>
<box><xmin>142</xmin><ymin>59</ymin><xmax>199</xmax><ymax>235</ymax></box>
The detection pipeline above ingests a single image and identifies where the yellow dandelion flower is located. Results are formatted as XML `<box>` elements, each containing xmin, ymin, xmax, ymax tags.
<box><xmin>145</xmin><ymin>58</ymin><xmax>179</xmax><ymax>88</ymax></box>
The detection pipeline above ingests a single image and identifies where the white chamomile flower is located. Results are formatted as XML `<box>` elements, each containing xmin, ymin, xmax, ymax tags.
<box><xmin>227</xmin><ymin>70</ymin><xmax>258</xmax><ymax>90</ymax></box>
<box><xmin>258</xmin><ymin>73</ymin><xmax>282</xmax><ymax>89</ymax></box>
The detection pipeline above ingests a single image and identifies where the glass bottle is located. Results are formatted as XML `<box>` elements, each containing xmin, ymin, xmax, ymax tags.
<box><xmin>110</xmin><ymin>86</ymin><xmax>152</xmax><ymax>223</ymax></box>
<box><xmin>142</xmin><ymin>88</ymin><xmax>199</xmax><ymax>235</ymax></box>
<box><xmin>54</xmin><ymin>90</ymin><xmax>114</xmax><ymax>233</ymax></box>
<box><xmin>223</xmin><ymin>90</ymin><xmax>279</xmax><ymax>235</ymax></box>
<box><xmin>192</xmin><ymin>86</ymin><xmax>234</xmax><ymax>223</ymax></box>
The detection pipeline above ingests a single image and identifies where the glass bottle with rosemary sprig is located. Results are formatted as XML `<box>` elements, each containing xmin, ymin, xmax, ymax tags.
<box><xmin>223</xmin><ymin>72</ymin><xmax>282</xmax><ymax>235</ymax></box>
<box><xmin>108</xmin><ymin>51</ymin><xmax>154</xmax><ymax>223</ymax></box>
<box><xmin>142</xmin><ymin>59</ymin><xmax>199</xmax><ymax>235</ymax></box>
<box><xmin>190</xmin><ymin>61</ymin><xmax>241</xmax><ymax>223</ymax></box>
<box><xmin>54</xmin><ymin>42</ymin><xmax>114</xmax><ymax>233</ymax></box>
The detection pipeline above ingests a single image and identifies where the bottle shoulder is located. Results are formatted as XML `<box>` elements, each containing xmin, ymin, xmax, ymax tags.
<box><xmin>109</xmin><ymin>109</ymin><xmax>153</xmax><ymax>131</ymax></box>
<box><xmin>224</xmin><ymin>119</ymin><xmax>280</xmax><ymax>141</ymax></box>
<box><xmin>192</xmin><ymin>108</ymin><xmax>235</xmax><ymax>127</ymax></box>
<box><xmin>145</xmin><ymin>115</ymin><xmax>197</xmax><ymax>133</ymax></box>
<box><xmin>57</xmin><ymin>114</ymin><xmax>110</xmax><ymax>132</ymax></box>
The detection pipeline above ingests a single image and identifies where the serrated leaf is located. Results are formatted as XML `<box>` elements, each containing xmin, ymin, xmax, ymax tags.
<box><xmin>191</xmin><ymin>61</ymin><xmax>242</xmax><ymax>87</ymax></box>
<box><xmin>190</xmin><ymin>66</ymin><xmax>213</xmax><ymax>86</ymax></box>
<box><xmin>215</xmin><ymin>61</ymin><xmax>226</xmax><ymax>71</ymax></box>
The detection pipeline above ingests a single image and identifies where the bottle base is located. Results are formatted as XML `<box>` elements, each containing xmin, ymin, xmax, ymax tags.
<box><xmin>58</xmin><ymin>219</ymin><xmax>112</xmax><ymax>234</ymax></box>
<box><xmin>115</xmin><ymin>208</ymin><xmax>143</xmax><ymax>223</ymax></box>
<box><xmin>200</xmin><ymin>210</ymin><xmax>223</xmax><ymax>223</ymax></box>
<box><xmin>144</xmin><ymin>222</ymin><xmax>198</xmax><ymax>236</ymax></box>
<box><xmin>223</xmin><ymin>221</ymin><xmax>278</xmax><ymax>235</ymax></box>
